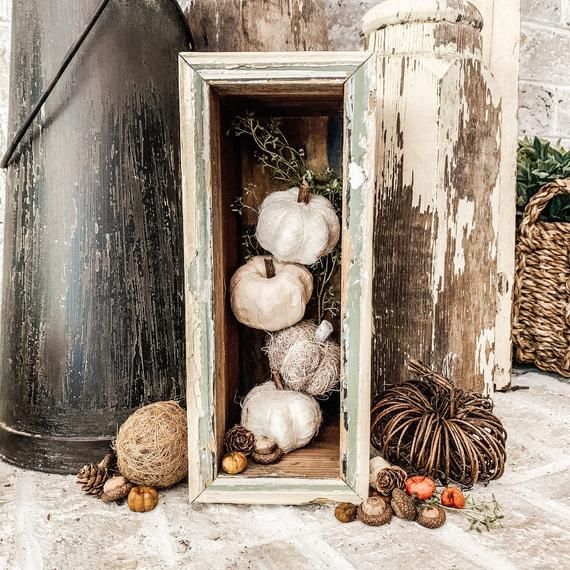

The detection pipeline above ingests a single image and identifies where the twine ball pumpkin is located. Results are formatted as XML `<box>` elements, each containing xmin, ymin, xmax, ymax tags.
<box><xmin>370</xmin><ymin>360</ymin><xmax>507</xmax><ymax>486</ymax></box>
<box><xmin>256</xmin><ymin>186</ymin><xmax>340</xmax><ymax>265</ymax></box>
<box><xmin>116</xmin><ymin>401</ymin><xmax>188</xmax><ymax>488</ymax></box>
<box><xmin>230</xmin><ymin>256</ymin><xmax>313</xmax><ymax>331</ymax></box>
<box><xmin>266</xmin><ymin>320</ymin><xmax>340</xmax><ymax>396</ymax></box>
<box><xmin>241</xmin><ymin>382</ymin><xmax>322</xmax><ymax>453</ymax></box>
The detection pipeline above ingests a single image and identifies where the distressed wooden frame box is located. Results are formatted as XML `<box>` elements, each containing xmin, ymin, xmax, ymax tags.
<box><xmin>179</xmin><ymin>52</ymin><xmax>376</xmax><ymax>504</ymax></box>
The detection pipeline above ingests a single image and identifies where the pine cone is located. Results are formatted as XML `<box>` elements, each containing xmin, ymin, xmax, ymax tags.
<box><xmin>376</xmin><ymin>466</ymin><xmax>407</xmax><ymax>496</ymax></box>
<box><xmin>76</xmin><ymin>453</ymin><xmax>113</xmax><ymax>497</ymax></box>
<box><xmin>224</xmin><ymin>426</ymin><xmax>255</xmax><ymax>456</ymax></box>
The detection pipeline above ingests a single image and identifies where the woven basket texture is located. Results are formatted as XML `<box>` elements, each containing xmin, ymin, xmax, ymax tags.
<box><xmin>513</xmin><ymin>180</ymin><xmax>570</xmax><ymax>377</ymax></box>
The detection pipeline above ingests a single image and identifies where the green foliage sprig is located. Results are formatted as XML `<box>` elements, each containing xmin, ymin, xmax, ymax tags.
<box><xmin>518</xmin><ymin>137</ymin><xmax>570</xmax><ymax>221</ymax></box>
<box><xmin>426</xmin><ymin>492</ymin><xmax>504</xmax><ymax>533</ymax></box>
<box><xmin>231</xmin><ymin>113</ymin><xmax>342</xmax><ymax>323</ymax></box>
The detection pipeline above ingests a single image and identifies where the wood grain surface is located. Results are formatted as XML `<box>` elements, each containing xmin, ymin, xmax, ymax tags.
<box><xmin>186</xmin><ymin>0</ymin><xmax>329</xmax><ymax>52</ymax></box>
<box><xmin>238</xmin><ymin>423</ymin><xmax>340</xmax><ymax>479</ymax></box>
<box><xmin>366</xmin><ymin>1</ymin><xmax>502</xmax><ymax>393</ymax></box>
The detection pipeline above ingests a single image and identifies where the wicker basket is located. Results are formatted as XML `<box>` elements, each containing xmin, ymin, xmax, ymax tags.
<box><xmin>513</xmin><ymin>180</ymin><xmax>570</xmax><ymax>377</ymax></box>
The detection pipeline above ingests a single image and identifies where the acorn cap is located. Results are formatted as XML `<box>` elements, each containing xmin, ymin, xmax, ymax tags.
<box><xmin>357</xmin><ymin>496</ymin><xmax>393</xmax><ymax>526</ymax></box>
<box><xmin>335</xmin><ymin>502</ymin><xmax>358</xmax><ymax>523</ymax></box>
<box><xmin>417</xmin><ymin>506</ymin><xmax>446</xmax><ymax>529</ymax></box>
<box><xmin>251</xmin><ymin>448</ymin><xmax>284</xmax><ymax>464</ymax></box>
<box><xmin>254</xmin><ymin>436</ymin><xmax>278</xmax><ymax>455</ymax></box>
<box><xmin>391</xmin><ymin>488</ymin><xmax>417</xmax><ymax>521</ymax></box>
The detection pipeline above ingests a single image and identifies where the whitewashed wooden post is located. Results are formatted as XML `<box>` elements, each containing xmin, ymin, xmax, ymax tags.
<box><xmin>471</xmin><ymin>0</ymin><xmax>520</xmax><ymax>391</ymax></box>
<box><xmin>363</xmin><ymin>0</ymin><xmax>505</xmax><ymax>394</ymax></box>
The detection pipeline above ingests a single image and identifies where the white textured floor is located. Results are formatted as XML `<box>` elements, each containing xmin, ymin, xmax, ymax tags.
<box><xmin>1</xmin><ymin>370</ymin><xmax>569</xmax><ymax>570</ymax></box>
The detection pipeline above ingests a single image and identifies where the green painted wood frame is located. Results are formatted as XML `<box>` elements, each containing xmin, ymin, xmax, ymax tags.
<box><xmin>179</xmin><ymin>52</ymin><xmax>377</xmax><ymax>504</ymax></box>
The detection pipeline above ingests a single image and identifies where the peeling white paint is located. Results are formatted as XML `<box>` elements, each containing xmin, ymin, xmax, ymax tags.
<box><xmin>475</xmin><ymin>326</ymin><xmax>495</xmax><ymax>394</ymax></box>
<box><xmin>348</xmin><ymin>161</ymin><xmax>365</xmax><ymax>189</ymax></box>
<box><xmin>452</xmin><ymin>197</ymin><xmax>475</xmax><ymax>275</ymax></box>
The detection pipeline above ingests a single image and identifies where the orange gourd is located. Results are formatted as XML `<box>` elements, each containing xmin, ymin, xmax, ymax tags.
<box><xmin>441</xmin><ymin>487</ymin><xmax>466</xmax><ymax>509</ymax></box>
<box><xmin>127</xmin><ymin>486</ymin><xmax>159</xmax><ymax>513</ymax></box>
<box><xmin>405</xmin><ymin>476</ymin><xmax>436</xmax><ymax>500</ymax></box>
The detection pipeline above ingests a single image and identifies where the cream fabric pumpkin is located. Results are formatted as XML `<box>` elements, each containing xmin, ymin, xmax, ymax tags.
<box><xmin>230</xmin><ymin>256</ymin><xmax>313</xmax><ymax>331</ymax></box>
<box><xmin>241</xmin><ymin>382</ymin><xmax>322</xmax><ymax>453</ymax></box>
<box><xmin>256</xmin><ymin>187</ymin><xmax>340</xmax><ymax>265</ymax></box>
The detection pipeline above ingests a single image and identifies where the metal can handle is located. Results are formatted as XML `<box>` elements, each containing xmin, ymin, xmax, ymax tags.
<box><xmin>0</xmin><ymin>0</ymin><xmax>193</xmax><ymax>169</ymax></box>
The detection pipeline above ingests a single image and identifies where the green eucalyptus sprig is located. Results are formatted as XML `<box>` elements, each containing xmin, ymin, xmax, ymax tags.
<box><xmin>425</xmin><ymin>491</ymin><xmax>504</xmax><ymax>533</ymax></box>
<box><xmin>230</xmin><ymin>113</ymin><xmax>343</xmax><ymax>322</ymax></box>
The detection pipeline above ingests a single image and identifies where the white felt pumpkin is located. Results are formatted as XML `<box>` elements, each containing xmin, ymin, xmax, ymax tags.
<box><xmin>241</xmin><ymin>382</ymin><xmax>322</xmax><ymax>453</ymax></box>
<box><xmin>256</xmin><ymin>186</ymin><xmax>340</xmax><ymax>265</ymax></box>
<box><xmin>230</xmin><ymin>256</ymin><xmax>313</xmax><ymax>331</ymax></box>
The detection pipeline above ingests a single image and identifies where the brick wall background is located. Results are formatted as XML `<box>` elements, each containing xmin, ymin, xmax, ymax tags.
<box><xmin>519</xmin><ymin>0</ymin><xmax>570</xmax><ymax>147</ymax></box>
<box><xmin>0</xmin><ymin>0</ymin><xmax>566</xmax><ymax>284</ymax></box>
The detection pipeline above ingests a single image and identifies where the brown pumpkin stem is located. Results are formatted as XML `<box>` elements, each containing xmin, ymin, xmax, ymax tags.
<box><xmin>264</xmin><ymin>257</ymin><xmax>276</xmax><ymax>279</ymax></box>
<box><xmin>272</xmin><ymin>370</ymin><xmax>284</xmax><ymax>390</ymax></box>
<box><xmin>297</xmin><ymin>181</ymin><xmax>310</xmax><ymax>204</ymax></box>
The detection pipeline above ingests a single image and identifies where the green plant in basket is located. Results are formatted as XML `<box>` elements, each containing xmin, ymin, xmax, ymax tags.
<box><xmin>517</xmin><ymin>137</ymin><xmax>570</xmax><ymax>221</ymax></box>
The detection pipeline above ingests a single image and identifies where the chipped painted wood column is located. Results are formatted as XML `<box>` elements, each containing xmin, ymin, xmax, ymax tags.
<box><xmin>471</xmin><ymin>0</ymin><xmax>520</xmax><ymax>390</ymax></box>
<box><xmin>364</xmin><ymin>0</ymin><xmax>503</xmax><ymax>393</ymax></box>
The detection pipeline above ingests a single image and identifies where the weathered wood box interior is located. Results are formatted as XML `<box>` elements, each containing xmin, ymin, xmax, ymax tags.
<box><xmin>180</xmin><ymin>53</ymin><xmax>374</xmax><ymax>504</ymax></box>
<box><xmin>212</xmin><ymin>89</ymin><xmax>345</xmax><ymax>480</ymax></box>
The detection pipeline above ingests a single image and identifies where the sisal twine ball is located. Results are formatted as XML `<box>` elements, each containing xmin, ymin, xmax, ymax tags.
<box><xmin>265</xmin><ymin>320</ymin><xmax>340</xmax><ymax>397</ymax></box>
<box><xmin>116</xmin><ymin>401</ymin><xmax>188</xmax><ymax>488</ymax></box>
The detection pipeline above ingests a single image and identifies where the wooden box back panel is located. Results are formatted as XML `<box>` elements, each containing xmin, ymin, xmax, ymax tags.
<box><xmin>180</xmin><ymin>53</ymin><xmax>375</xmax><ymax>504</ymax></box>
<box><xmin>212</xmin><ymin>92</ymin><xmax>343</xmax><ymax>479</ymax></box>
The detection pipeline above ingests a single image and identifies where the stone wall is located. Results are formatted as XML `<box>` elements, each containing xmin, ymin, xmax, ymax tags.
<box><xmin>0</xmin><ymin>0</ymin><xmax>567</xmax><ymax>284</ymax></box>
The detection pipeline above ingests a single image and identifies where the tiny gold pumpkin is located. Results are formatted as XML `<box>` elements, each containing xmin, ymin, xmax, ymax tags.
<box><xmin>222</xmin><ymin>451</ymin><xmax>248</xmax><ymax>475</ymax></box>
<box><xmin>127</xmin><ymin>486</ymin><xmax>159</xmax><ymax>513</ymax></box>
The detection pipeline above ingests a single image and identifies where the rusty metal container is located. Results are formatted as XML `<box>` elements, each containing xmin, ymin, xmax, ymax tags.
<box><xmin>0</xmin><ymin>0</ymin><xmax>191</xmax><ymax>473</ymax></box>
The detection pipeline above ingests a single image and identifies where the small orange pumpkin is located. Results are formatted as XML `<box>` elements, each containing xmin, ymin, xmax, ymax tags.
<box><xmin>128</xmin><ymin>486</ymin><xmax>159</xmax><ymax>513</ymax></box>
<box><xmin>441</xmin><ymin>486</ymin><xmax>466</xmax><ymax>509</ymax></box>
<box><xmin>405</xmin><ymin>476</ymin><xmax>436</xmax><ymax>500</ymax></box>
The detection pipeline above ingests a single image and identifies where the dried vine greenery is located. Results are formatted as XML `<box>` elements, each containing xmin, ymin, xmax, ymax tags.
<box><xmin>427</xmin><ymin>492</ymin><xmax>504</xmax><ymax>533</ymax></box>
<box><xmin>370</xmin><ymin>360</ymin><xmax>507</xmax><ymax>487</ymax></box>
<box><xmin>231</xmin><ymin>113</ymin><xmax>342</xmax><ymax>322</ymax></box>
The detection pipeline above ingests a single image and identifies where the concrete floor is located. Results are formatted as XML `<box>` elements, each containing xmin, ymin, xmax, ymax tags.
<box><xmin>1</xmin><ymin>370</ymin><xmax>569</xmax><ymax>570</ymax></box>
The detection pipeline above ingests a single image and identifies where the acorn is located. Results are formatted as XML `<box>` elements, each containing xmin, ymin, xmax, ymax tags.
<box><xmin>334</xmin><ymin>502</ymin><xmax>358</xmax><ymax>523</ymax></box>
<box><xmin>357</xmin><ymin>496</ymin><xmax>393</xmax><ymax>526</ymax></box>
<box><xmin>100</xmin><ymin>475</ymin><xmax>133</xmax><ymax>503</ymax></box>
<box><xmin>250</xmin><ymin>436</ymin><xmax>283</xmax><ymax>465</ymax></box>
<box><xmin>391</xmin><ymin>488</ymin><xmax>417</xmax><ymax>521</ymax></box>
<box><xmin>417</xmin><ymin>506</ymin><xmax>446</xmax><ymax>529</ymax></box>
